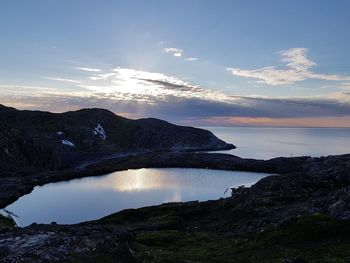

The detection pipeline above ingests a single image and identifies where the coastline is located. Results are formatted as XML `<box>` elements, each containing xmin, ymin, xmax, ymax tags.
<box><xmin>1</xmin><ymin>152</ymin><xmax>350</xmax><ymax>262</ymax></box>
<box><xmin>0</xmin><ymin>151</ymin><xmax>313</xmax><ymax>210</ymax></box>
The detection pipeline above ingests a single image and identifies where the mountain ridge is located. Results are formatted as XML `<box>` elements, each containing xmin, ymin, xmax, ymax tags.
<box><xmin>0</xmin><ymin>104</ymin><xmax>235</xmax><ymax>173</ymax></box>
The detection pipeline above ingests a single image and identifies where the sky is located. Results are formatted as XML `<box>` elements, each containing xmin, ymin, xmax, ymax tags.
<box><xmin>1</xmin><ymin>0</ymin><xmax>350</xmax><ymax>127</ymax></box>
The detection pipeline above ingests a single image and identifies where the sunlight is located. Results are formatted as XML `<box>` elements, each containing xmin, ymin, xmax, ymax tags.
<box><xmin>82</xmin><ymin>68</ymin><xmax>205</xmax><ymax>101</ymax></box>
<box><xmin>88</xmin><ymin>169</ymin><xmax>176</xmax><ymax>192</ymax></box>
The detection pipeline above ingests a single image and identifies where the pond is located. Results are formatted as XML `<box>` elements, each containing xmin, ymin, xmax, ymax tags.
<box><xmin>2</xmin><ymin>168</ymin><xmax>270</xmax><ymax>226</ymax></box>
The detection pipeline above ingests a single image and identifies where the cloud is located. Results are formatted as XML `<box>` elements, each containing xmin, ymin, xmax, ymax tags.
<box><xmin>74</xmin><ymin>67</ymin><xmax>102</xmax><ymax>72</ymax></box>
<box><xmin>113</xmin><ymin>68</ymin><xmax>233</xmax><ymax>102</ymax></box>
<box><xmin>198</xmin><ymin>116</ymin><xmax>350</xmax><ymax>128</ymax></box>
<box><xmin>82</xmin><ymin>67</ymin><xmax>207</xmax><ymax>101</ymax></box>
<box><xmin>227</xmin><ymin>48</ymin><xmax>350</xmax><ymax>85</ymax></box>
<box><xmin>3</xmin><ymin>67</ymin><xmax>350</xmax><ymax>127</ymax></box>
<box><xmin>2</xmin><ymin>91</ymin><xmax>350</xmax><ymax>124</ymax></box>
<box><xmin>340</xmin><ymin>83</ymin><xmax>350</xmax><ymax>90</ymax></box>
<box><xmin>162</xmin><ymin>46</ymin><xmax>198</xmax><ymax>61</ymax></box>
<box><xmin>279</xmin><ymin>48</ymin><xmax>316</xmax><ymax>71</ymax></box>
<box><xmin>184</xmin><ymin>57</ymin><xmax>198</xmax><ymax>61</ymax></box>
<box><xmin>139</xmin><ymin>79</ymin><xmax>204</xmax><ymax>93</ymax></box>
<box><xmin>43</xmin><ymin>77</ymin><xmax>81</xmax><ymax>84</ymax></box>
<box><xmin>0</xmin><ymin>85</ymin><xmax>57</xmax><ymax>95</ymax></box>
<box><xmin>163</xmin><ymin>47</ymin><xmax>183</xmax><ymax>57</ymax></box>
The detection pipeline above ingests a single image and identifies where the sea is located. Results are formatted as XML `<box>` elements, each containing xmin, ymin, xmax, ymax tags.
<box><xmin>204</xmin><ymin>127</ymin><xmax>350</xmax><ymax>159</ymax></box>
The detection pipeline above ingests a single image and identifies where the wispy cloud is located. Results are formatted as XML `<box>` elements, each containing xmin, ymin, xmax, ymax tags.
<box><xmin>280</xmin><ymin>48</ymin><xmax>316</xmax><ymax>71</ymax></box>
<box><xmin>341</xmin><ymin>83</ymin><xmax>350</xmax><ymax>90</ymax></box>
<box><xmin>0</xmin><ymin>85</ymin><xmax>57</xmax><ymax>95</ymax></box>
<box><xmin>184</xmin><ymin>57</ymin><xmax>198</xmax><ymax>61</ymax></box>
<box><xmin>74</xmin><ymin>67</ymin><xmax>102</xmax><ymax>72</ymax></box>
<box><xmin>3</xmin><ymin>66</ymin><xmax>350</xmax><ymax>127</ymax></box>
<box><xmin>2</xmin><ymin>89</ymin><xmax>350</xmax><ymax>124</ymax></box>
<box><xmin>227</xmin><ymin>48</ymin><xmax>350</xmax><ymax>85</ymax></box>
<box><xmin>43</xmin><ymin>77</ymin><xmax>81</xmax><ymax>84</ymax></box>
<box><xmin>163</xmin><ymin>47</ymin><xmax>183</xmax><ymax>57</ymax></box>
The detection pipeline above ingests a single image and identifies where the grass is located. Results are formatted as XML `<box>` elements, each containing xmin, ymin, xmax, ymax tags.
<box><xmin>133</xmin><ymin>215</ymin><xmax>350</xmax><ymax>263</ymax></box>
<box><xmin>92</xmin><ymin>205</ymin><xmax>184</xmax><ymax>231</ymax></box>
<box><xmin>68</xmin><ymin>247</ymin><xmax>142</xmax><ymax>263</ymax></box>
<box><xmin>0</xmin><ymin>214</ymin><xmax>16</xmax><ymax>230</ymax></box>
<box><xmin>91</xmin><ymin>206</ymin><xmax>350</xmax><ymax>262</ymax></box>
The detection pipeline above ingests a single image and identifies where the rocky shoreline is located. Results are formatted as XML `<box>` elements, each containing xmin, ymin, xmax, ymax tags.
<box><xmin>1</xmin><ymin>152</ymin><xmax>350</xmax><ymax>262</ymax></box>
<box><xmin>0</xmin><ymin>151</ymin><xmax>328</xmax><ymax>209</ymax></box>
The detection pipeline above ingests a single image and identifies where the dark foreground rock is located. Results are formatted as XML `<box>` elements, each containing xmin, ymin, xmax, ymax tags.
<box><xmin>0</xmin><ymin>153</ymin><xmax>350</xmax><ymax>262</ymax></box>
<box><xmin>0</xmin><ymin>224</ymin><xmax>139</xmax><ymax>263</ymax></box>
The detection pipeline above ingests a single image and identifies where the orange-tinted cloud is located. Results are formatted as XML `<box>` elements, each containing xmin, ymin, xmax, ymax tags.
<box><xmin>200</xmin><ymin>116</ymin><xmax>350</xmax><ymax>128</ymax></box>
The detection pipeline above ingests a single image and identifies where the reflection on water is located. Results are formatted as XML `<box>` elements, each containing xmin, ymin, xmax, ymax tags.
<box><xmin>83</xmin><ymin>169</ymin><xmax>184</xmax><ymax>192</ymax></box>
<box><xmin>204</xmin><ymin>127</ymin><xmax>350</xmax><ymax>159</ymax></box>
<box><xmin>3</xmin><ymin>168</ymin><xmax>269</xmax><ymax>226</ymax></box>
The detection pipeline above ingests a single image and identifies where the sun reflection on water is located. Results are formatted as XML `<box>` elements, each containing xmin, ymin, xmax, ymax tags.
<box><xmin>6</xmin><ymin>168</ymin><xmax>270</xmax><ymax>226</ymax></box>
<box><xmin>80</xmin><ymin>168</ymin><xmax>184</xmax><ymax>192</ymax></box>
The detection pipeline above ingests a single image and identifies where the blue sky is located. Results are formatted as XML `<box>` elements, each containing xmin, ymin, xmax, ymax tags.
<box><xmin>1</xmin><ymin>0</ymin><xmax>350</xmax><ymax>126</ymax></box>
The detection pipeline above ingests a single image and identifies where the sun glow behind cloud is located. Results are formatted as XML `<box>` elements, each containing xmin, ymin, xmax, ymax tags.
<box><xmin>1</xmin><ymin>45</ymin><xmax>350</xmax><ymax>127</ymax></box>
<box><xmin>76</xmin><ymin>67</ymin><xmax>233</xmax><ymax>103</ymax></box>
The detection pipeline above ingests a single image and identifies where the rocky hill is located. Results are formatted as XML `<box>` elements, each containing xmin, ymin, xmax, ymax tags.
<box><xmin>0</xmin><ymin>105</ymin><xmax>234</xmax><ymax>173</ymax></box>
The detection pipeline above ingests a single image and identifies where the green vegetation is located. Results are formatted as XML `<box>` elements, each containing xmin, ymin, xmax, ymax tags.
<box><xmin>133</xmin><ymin>215</ymin><xmax>350</xmax><ymax>263</ymax></box>
<box><xmin>94</xmin><ymin>206</ymin><xmax>350</xmax><ymax>262</ymax></box>
<box><xmin>94</xmin><ymin>205</ymin><xmax>183</xmax><ymax>231</ymax></box>
<box><xmin>0</xmin><ymin>214</ymin><xmax>16</xmax><ymax>230</ymax></box>
<box><xmin>68</xmin><ymin>248</ymin><xmax>141</xmax><ymax>263</ymax></box>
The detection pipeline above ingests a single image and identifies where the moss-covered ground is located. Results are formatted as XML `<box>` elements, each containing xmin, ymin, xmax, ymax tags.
<box><xmin>0</xmin><ymin>214</ymin><xmax>15</xmax><ymax>230</ymax></box>
<box><xmin>133</xmin><ymin>215</ymin><xmax>350</xmax><ymax>263</ymax></box>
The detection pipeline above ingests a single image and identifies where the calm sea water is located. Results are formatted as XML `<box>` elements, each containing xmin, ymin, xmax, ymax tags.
<box><xmin>204</xmin><ymin>127</ymin><xmax>350</xmax><ymax>159</ymax></box>
<box><xmin>3</xmin><ymin>168</ymin><xmax>269</xmax><ymax>226</ymax></box>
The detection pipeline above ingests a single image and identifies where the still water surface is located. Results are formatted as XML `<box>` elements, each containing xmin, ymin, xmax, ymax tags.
<box><xmin>205</xmin><ymin>127</ymin><xmax>350</xmax><ymax>159</ymax></box>
<box><xmin>4</xmin><ymin>168</ymin><xmax>269</xmax><ymax>226</ymax></box>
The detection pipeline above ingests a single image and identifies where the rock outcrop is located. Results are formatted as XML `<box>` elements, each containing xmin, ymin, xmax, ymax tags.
<box><xmin>0</xmin><ymin>224</ymin><xmax>138</xmax><ymax>262</ymax></box>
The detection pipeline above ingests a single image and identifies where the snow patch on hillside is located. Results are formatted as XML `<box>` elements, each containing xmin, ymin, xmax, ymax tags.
<box><xmin>93</xmin><ymin>124</ymin><xmax>107</xmax><ymax>140</ymax></box>
<box><xmin>61</xmin><ymin>139</ymin><xmax>75</xmax><ymax>147</ymax></box>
